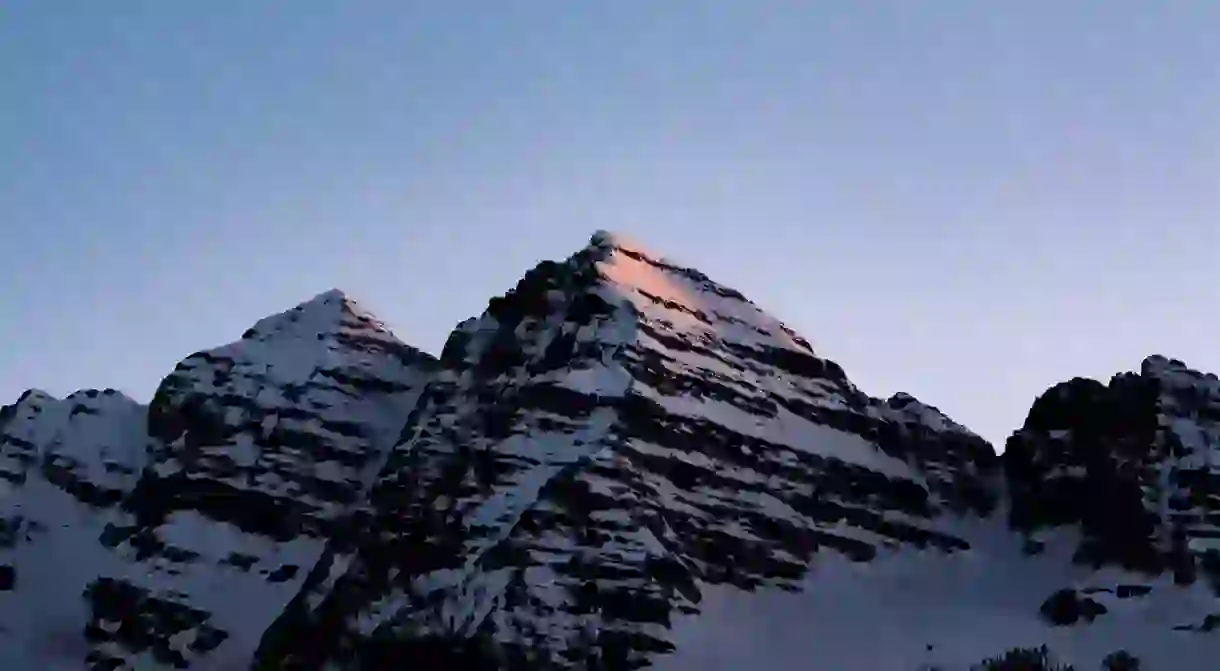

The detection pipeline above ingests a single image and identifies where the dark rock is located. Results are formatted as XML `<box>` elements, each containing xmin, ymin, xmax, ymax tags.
<box><xmin>1102</xmin><ymin>650</ymin><xmax>1141</xmax><ymax>670</ymax></box>
<box><xmin>1039</xmin><ymin>588</ymin><xmax>1108</xmax><ymax>626</ymax></box>
<box><xmin>266</xmin><ymin>564</ymin><xmax>299</xmax><ymax>583</ymax></box>
<box><xmin>1004</xmin><ymin>358</ymin><xmax>1220</xmax><ymax>577</ymax></box>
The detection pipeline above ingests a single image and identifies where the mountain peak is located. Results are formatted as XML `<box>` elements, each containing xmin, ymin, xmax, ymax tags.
<box><xmin>588</xmin><ymin>229</ymin><xmax>652</xmax><ymax>256</ymax></box>
<box><xmin>239</xmin><ymin>288</ymin><xmax>393</xmax><ymax>344</ymax></box>
<box><xmin>305</xmin><ymin>287</ymin><xmax>351</xmax><ymax>305</ymax></box>
<box><xmin>582</xmin><ymin>231</ymin><xmax>816</xmax><ymax>356</ymax></box>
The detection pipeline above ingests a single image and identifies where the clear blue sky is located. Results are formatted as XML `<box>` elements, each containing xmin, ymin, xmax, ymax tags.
<box><xmin>3</xmin><ymin>2</ymin><xmax>1217</xmax><ymax>449</ymax></box>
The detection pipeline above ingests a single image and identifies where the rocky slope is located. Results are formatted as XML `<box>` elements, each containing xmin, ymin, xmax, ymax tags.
<box><xmin>0</xmin><ymin>231</ymin><xmax>1217</xmax><ymax>670</ymax></box>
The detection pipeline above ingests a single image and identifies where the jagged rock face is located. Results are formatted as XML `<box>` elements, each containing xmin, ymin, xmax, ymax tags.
<box><xmin>16</xmin><ymin>291</ymin><xmax>436</xmax><ymax>670</ymax></box>
<box><xmin>1005</xmin><ymin>356</ymin><xmax>1220</xmax><ymax>581</ymax></box>
<box><xmin>0</xmin><ymin>388</ymin><xmax>150</xmax><ymax>667</ymax></box>
<box><xmin>259</xmin><ymin>232</ymin><xmax>998</xmax><ymax>669</ymax></box>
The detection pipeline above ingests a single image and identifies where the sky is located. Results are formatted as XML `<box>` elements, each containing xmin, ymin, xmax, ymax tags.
<box><xmin>2</xmin><ymin>1</ymin><xmax>1217</xmax><ymax>449</ymax></box>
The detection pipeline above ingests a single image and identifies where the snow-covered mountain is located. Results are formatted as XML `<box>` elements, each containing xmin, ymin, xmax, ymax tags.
<box><xmin>1</xmin><ymin>231</ymin><xmax>1218</xmax><ymax>670</ymax></box>
<box><xmin>252</xmin><ymin>231</ymin><xmax>1000</xmax><ymax>670</ymax></box>
<box><xmin>2</xmin><ymin>291</ymin><xmax>435</xmax><ymax>670</ymax></box>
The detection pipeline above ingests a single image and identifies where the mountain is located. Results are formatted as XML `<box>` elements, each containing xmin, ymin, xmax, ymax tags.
<box><xmin>1</xmin><ymin>231</ymin><xmax>1218</xmax><ymax>670</ymax></box>
<box><xmin>254</xmin><ymin>230</ymin><xmax>999</xmax><ymax>670</ymax></box>
<box><xmin>2</xmin><ymin>291</ymin><xmax>435</xmax><ymax>670</ymax></box>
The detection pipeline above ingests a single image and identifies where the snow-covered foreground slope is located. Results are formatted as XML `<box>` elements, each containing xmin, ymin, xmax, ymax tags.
<box><xmin>661</xmin><ymin>518</ymin><xmax>1220</xmax><ymax>670</ymax></box>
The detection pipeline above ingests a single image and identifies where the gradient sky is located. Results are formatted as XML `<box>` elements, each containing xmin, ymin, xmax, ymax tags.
<box><xmin>3</xmin><ymin>2</ymin><xmax>1217</xmax><ymax>449</ymax></box>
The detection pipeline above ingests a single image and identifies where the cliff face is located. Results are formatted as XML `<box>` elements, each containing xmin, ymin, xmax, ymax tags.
<box><xmin>1005</xmin><ymin>356</ymin><xmax>1220</xmax><ymax>583</ymax></box>
<box><xmin>2</xmin><ymin>232</ymin><xmax>1218</xmax><ymax>670</ymax></box>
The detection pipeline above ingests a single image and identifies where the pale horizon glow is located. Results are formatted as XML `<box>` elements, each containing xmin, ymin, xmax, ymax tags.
<box><xmin>3</xmin><ymin>2</ymin><xmax>1218</xmax><ymax>450</ymax></box>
